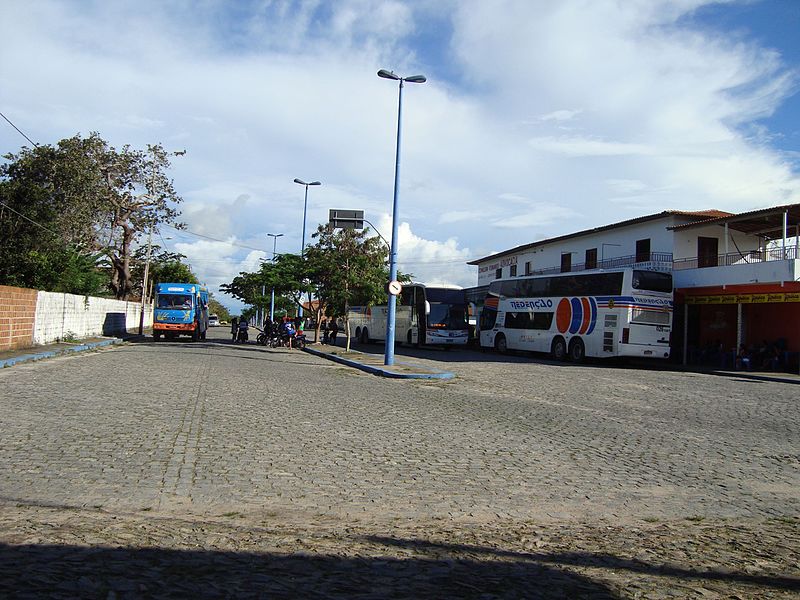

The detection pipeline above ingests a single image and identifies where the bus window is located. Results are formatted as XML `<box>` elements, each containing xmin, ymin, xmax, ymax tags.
<box><xmin>480</xmin><ymin>306</ymin><xmax>497</xmax><ymax>330</ymax></box>
<box><xmin>504</xmin><ymin>311</ymin><xmax>554</xmax><ymax>330</ymax></box>
<box><xmin>632</xmin><ymin>270</ymin><xmax>672</xmax><ymax>293</ymax></box>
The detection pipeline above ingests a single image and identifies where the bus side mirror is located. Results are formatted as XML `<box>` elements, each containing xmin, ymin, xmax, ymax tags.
<box><xmin>425</xmin><ymin>301</ymin><xmax>431</xmax><ymax>315</ymax></box>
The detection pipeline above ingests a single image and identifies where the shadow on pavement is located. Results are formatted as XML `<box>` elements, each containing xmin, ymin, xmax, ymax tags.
<box><xmin>0</xmin><ymin>541</ymin><xmax>621</xmax><ymax>599</ymax></box>
<box><xmin>366</xmin><ymin>535</ymin><xmax>800</xmax><ymax>594</ymax></box>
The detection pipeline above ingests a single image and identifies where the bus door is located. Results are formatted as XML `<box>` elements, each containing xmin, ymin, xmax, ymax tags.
<box><xmin>400</xmin><ymin>287</ymin><xmax>420</xmax><ymax>345</ymax></box>
<box><xmin>416</xmin><ymin>289</ymin><xmax>428</xmax><ymax>344</ymax></box>
<box><xmin>600</xmin><ymin>305</ymin><xmax>619</xmax><ymax>354</ymax></box>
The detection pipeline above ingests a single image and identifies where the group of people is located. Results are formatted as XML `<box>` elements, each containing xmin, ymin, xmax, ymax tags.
<box><xmin>229</xmin><ymin>315</ymin><xmax>340</xmax><ymax>347</ymax></box>
<box><xmin>692</xmin><ymin>338</ymin><xmax>786</xmax><ymax>372</ymax></box>
<box><xmin>736</xmin><ymin>339</ymin><xmax>784</xmax><ymax>371</ymax></box>
<box><xmin>321</xmin><ymin>318</ymin><xmax>339</xmax><ymax>345</ymax></box>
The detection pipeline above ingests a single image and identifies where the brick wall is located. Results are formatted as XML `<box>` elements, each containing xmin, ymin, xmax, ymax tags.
<box><xmin>0</xmin><ymin>285</ymin><xmax>154</xmax><ymax>350</ymax></box>
<box><xmin>0</xmin><ymin>285</ymin><xmax>38</xmax><ymax>350</ymax></box>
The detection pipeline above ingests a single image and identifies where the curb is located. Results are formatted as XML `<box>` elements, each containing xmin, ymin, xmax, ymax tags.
<box><xmin>707</xmin><ymin>369</ymin><xmax>800</xmax><ymax>385</ymax></box>
<box><xmin>303</xmin><ymin>346</ymin><xmax>454</xmax><ymax>379</ymax></box>
<box><xmin>0</xmin><ymin>338</ymin><xmax>124</xmax><ymax>368</ymax></box>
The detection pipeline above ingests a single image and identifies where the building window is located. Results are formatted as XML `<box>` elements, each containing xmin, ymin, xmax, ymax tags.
<box><xmin>697</xmin><ymin>237</ymin><xmax>719</xmax><ymax>268</ymax></box>
<box><xmin>510</xmin><ymin>264</ymin><xmax>517</xmax><ymax>277</ymax></box>
<box><xmin>636</xmin><ymin>239</ymin><xmax>651</xmax><ymax>263</ymax></box>
<box><xmin>495</xmin><ymin>268</ymin><xmax>502</xmax><ymax>279</ymax></box>
<box><xmin>525</xmin><ymin>261</ymin><xmax>532</xmax><ymax>275</ymax></box>
<box><xmin>560</xmin><ymin>253</ymin><xmax>572</xmax><ymax>273</ymax></box>
<box><xmin>585</xmin><ymin>248</ymin><xmax>597</xmax><ymax>270</ymax></box>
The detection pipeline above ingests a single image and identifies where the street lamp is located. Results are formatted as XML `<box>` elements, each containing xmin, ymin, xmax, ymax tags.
<box><xmin>293</xmin><ymin>178</ymin><xmax>321</xmax><ymax>318</ymax></box>
<box><xmin>377</xmin><ymin>68</ymin><xmax>426</xmax><ymax>366</ymax></box>
<box><xmin>267</xmin><ymin>233</ymin><xmax>284</xmax><ymax>322</ymax></box>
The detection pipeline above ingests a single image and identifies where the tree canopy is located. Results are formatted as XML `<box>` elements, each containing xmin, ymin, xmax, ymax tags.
<box><xmin>0</xmin><ymin>133</ymin><xmax>185</xmax><ymax>298</ymax></box>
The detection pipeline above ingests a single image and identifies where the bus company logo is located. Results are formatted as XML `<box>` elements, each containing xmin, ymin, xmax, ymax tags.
<box><xmin>509</xmin><ymin>299</ymin><xmax>553</xmax><ymax>310</ymax></box>
<box><xmin>556</xmin><ymin>297</ymin><xmax>598</xmax><ymax>335</ymax></box>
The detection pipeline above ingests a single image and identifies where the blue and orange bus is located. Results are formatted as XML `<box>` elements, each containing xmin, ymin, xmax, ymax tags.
<box><xmin>152</xmin><ymin>283</ymin><xmax>209</xmax><ymax>341</ymax></box>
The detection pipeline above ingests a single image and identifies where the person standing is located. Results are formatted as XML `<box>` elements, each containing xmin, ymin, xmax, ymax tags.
<box><xmin>231</xmin><ymin>317</ymin><xmax>239</xmax><ymax>342</ymax></box>
<box><xmin>329</xmin><ymin>318</ymin><xmax>339</xmax><ymax>346</ymax></box>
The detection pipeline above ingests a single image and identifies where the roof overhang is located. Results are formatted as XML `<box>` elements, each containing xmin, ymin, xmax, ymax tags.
<box><xmin>668</xmin><ymin>203</ymin><xmax>800</xmax><ymax>240</ymax></box>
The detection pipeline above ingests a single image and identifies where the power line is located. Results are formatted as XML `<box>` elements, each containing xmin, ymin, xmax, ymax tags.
<box><xmin>0</xmin><ymin>199</ymin><xmax>61</xmax><ymax>237</ymax></box>
<box><xmin>0</xmin><ymin>111</ymin><xmax>38</xmax><ymax>147</ymax></box>
<box><xmin>163</xmin><ymin>224</ymin><xmax>269</xmax><ymax>252</ymax></box>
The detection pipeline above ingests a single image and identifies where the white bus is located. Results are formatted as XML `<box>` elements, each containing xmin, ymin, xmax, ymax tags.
<box><xmin>479</xmin><ymin>268</ymin><xmax>672</xmax><ymax>361</ymax></box>
<box><xmin>349</xmin><ymin>284</ymin><xmax>469</xmax><ymax>347</ymax></box>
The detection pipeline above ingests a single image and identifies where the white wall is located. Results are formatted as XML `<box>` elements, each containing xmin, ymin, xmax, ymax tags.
<box><xmin>671</xmin><ymin>225</ymin><xmax>758</xmax><ymax>261</ymax></box>
<box><xmin>475</xmin><ymin>217</ymin><xmax>677</xmax><ymax>286</ymax></box>
<box><xmin>34</xmin><ymin>291</ymin><xmax>153</xmax><ymax>344</ymax></box>
<box><xmin>674</xmin><ymin>259</ymin><xmax>800</xmax><ymax>288</ymax></box>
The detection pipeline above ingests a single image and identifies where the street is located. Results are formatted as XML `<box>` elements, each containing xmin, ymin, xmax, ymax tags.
<box><xmin>0</xmin><ymin>327</ymin><xmax>797</xmax><ymax>598</ymax></box>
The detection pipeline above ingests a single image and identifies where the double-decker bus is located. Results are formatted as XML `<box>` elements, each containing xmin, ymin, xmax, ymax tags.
<box><xmin>348</xmin><ymin>284</ymin><xmax>469</xmax><ymax>347</ymax></box>
<box><xmin>479</xmin><ymin>268</ymin><xmax>672</xmax><ymax>361</ymax></box>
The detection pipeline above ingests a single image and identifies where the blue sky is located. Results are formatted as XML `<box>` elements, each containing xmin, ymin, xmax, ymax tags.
<box><xmin>2</xmin><ymin>0</ymin><xmax>799</xmax><ymax>312</ymax></box>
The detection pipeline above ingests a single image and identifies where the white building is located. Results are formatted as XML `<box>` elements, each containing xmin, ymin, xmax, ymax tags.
<box><xmin>467</xmin><ymin>204</ymin><xmax>800</xmax><ymax>367</ymax></box>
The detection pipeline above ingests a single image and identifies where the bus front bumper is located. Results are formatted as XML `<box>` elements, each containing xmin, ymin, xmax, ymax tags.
<box><xmin>153</xmin><ymin>322</ymin><xmax>195</xmax><ymax>332</ymax></box>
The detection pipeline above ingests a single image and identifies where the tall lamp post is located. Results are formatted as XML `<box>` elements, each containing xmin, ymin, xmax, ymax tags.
<box><xmin>377</xmin><ymin>68</ymin><xmax>426</xmax><ymax>366</ymax></box>
<box><xmin>293</xmin><ymin>178</ymin><xmax>321</xmax><ymax>318</ymax></box>
<box><xmin>267</xmin><ymin>233</ymin><xmax>283</xmax><ymax>321</ymax></box>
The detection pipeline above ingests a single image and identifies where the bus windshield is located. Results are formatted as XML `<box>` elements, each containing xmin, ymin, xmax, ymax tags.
<box><xmin>427</xmin><ymin>302</ymin><xmax>468</xmax><ymax>330</ymax></box>
<box><xmin>158</xmin><ymin>294</ymin><xmax>193</xmax><ymax>309</ymax></box>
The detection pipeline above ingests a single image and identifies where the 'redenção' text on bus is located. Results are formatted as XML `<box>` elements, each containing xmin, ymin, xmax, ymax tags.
<box><xmin>479</xmin><ymin>268</ymin><xmax>672</xmax><ymax>361</ymax></box>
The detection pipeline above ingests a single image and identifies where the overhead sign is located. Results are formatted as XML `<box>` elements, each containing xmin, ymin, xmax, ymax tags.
<box><xmin>329</xmin><ymin>209</ymin><xmax>364</xmax><ymax>230</ymax></box>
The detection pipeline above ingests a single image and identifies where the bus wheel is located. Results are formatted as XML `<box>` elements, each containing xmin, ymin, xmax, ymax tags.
<box><xmin>569</xmin><ymin>338</ymin><xmax>585</xmax><ymax>363</ymax></box>
<box><xmin>360</xmin><ymin>328</ymin><xmax>370</xmax><ymax>344</ymax></box>
<box><xmin>152</xmin><ymin>331</ymin><xmax>161</xmax><ymax>341</ymax></box>
<box><xmin>494</xmin><ymin>333</ymin><xmax>508</xmax><ymax>354</ymax></box>
<box><xmin>551</xmin><ymin>337</ymin><xmax>567</xmax><ymax>361</ymax></box>
<box><xmin>191</xmin><ymin>328</ymin><xmax>199</xmax><ymax>342</ymax></box>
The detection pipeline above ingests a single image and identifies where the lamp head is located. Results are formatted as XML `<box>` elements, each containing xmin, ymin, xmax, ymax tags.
<box><xmin>377</xmin><ymin>69</ymin><xmax>400</xmax><ymax>80</ymax></box>
<box><xmin>405</xmin><ymin>75</ymin><xmax>427</xmax><ymax>84</ymax></box>
<box><xmin>293</xmin><ymin>178</ymin><xmax>306</xmax><ymax>185</ymax></box>
<box><xmin>309</xmin><ymin>181</ymin><xmax>321</xmax><ymax>186</ymax></box>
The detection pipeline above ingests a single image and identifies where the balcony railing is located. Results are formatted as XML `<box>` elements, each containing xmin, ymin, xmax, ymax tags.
<box><xmin>672</xmin><ymin>246</ymin><xmax>799</xmax><ymax>271</ymax></box>
<box><xmin>528</xmin><ymin>252</ymin><xmax>673</xmax><ymax>276</ymax></box>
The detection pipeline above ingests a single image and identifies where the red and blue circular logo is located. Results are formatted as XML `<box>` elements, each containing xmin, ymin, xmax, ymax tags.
<box><xmin>556</xmin><ymin>297</ymin><xmax>597</xmax><ymax>335</ymax></box>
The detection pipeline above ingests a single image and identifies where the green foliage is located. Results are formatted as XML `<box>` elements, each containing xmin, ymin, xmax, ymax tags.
<box><xmin>0</xmin><ymin>134</ymin><xmax>184</xmax><ymax>299</ymax></box>
<box><xmin>305</xmin><ymin>225</ymin><xmax>389</xmax><ymax>316</ymax></box>
<box><xmin>221</xmin><ymin>254</ymin><xmax>312</xmax><ymax>317</ymax></box>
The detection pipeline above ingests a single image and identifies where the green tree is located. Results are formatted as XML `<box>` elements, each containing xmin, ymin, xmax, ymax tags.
<box><xmin>0</xmin><ymin>134</ymin><xmax>184</xmax><ymax>299</ymax></box>
<box><xmin>305</xmin><ymin>225</ymin><xmax>390</xmax><ymax>350</ymax></box>
<box><xmin>221</xmin><ymin>253</ymin><xmax>313</xmax><ymax>321</ymax></box>
<box><xmin>0</xmin><ymin>161</ymin><xmax>107</xmax><ymax>294</ymax></box>
<box><xmin>131</xmin><ymin>246</ymin><xmax>198</xmax><ymax>300</ymax></box>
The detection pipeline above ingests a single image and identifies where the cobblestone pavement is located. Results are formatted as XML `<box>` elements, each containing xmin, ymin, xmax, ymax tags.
<box><xmin>0</xmin><ymin>329</ymin><xmax>798</xmax><ymax>598</ymax></box>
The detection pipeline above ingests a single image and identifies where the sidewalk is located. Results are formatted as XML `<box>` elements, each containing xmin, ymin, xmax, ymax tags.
<box><xmin>303</xmin><ymin>342</ymin><xmax>455</xmax><ymax>379</ymax></box>
<box><xmin>0</xmin><ymin>336</ymin><xmax>132</xmax><ymax>368</ymax></box>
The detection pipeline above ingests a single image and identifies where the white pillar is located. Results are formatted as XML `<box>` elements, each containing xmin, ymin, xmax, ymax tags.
<box><xmin>736</xmin><ymin>302</ymin><xmax>743</xmax><ymax>350</ymax></box>
<box><xmin>683</xmin><ymin>302</ymin><xmax>689</xmax><ymax>366</ymax></box>
<box><xmin>783</xmin><ymin>210</ymin><xmax>788</xmax><ymax>258</ymax></box>
<box><xmin>724</xmin><ymin>223</ymin><xmax>729</xmax><ymax>262</ymax></box>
